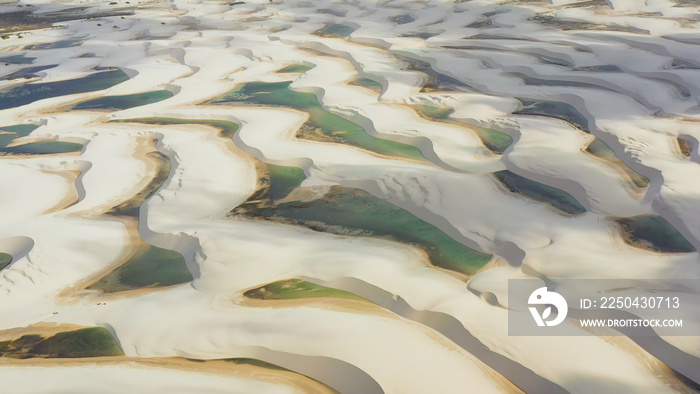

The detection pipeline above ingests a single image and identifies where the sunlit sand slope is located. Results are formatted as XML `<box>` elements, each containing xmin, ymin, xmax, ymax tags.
<box><xmin>0</xmin><ymin>0</ymin><xmax>699</xmax><ymax>392</ymax></box>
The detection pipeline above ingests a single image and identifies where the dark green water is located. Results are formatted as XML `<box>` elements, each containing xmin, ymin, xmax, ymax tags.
<box><xmin>350</xmin><ymin>77</ymin><xmax>383</xmax><ymax>93</ymax></box>
<box><xmin>1</xmin><ymin>64</ymin><xmax>56</xmax><ymax>80</ymax></box>
<box><xmin>0</xmin><ymin>253</ymin><xmax>11</xmax><ymax>271</ymax></box>
<box><xmin>539</xmin><ymin>55</ymin><xmax>574</xmax><ymax>67</ymax></box>
<box><xmin>88</xmin><ymin>244</ymin><xmax>190</xmax><ymax>293</ymax></box>
<box><xmin>586</xmin><ymin>138</ymin><xmax>619</xmax><ymax>161</ymax></box>
<box><xmin>394</xmin><ymin>53</ymin><xmax>472</xmax><ymax>92</ymax></box>
<box><xmin>586</xmin><ymin>139</ymin><xmax>649</xmax><ymax>188</ymax></box>
<box><xmin>72</xmin><ymin>90</ymin><xmax>173</xmax><ymax>111</ymax></box>
<box><xmin>277</xmin><ymin>64</ymin><xmax>313</xmax><ymax>73</ymax></box>
<box><xmin>616</xmin><ymin>216</ymin><xmax>696</xmax><ymax>253</ymax></box>
<box><xmin>0</xmin><ymin>124</ymin><xmax>39</xmax><ymax>148</ymax></box>
<box><xmin>514</xmin><ymin>72</ymin><xmax>601</xmax><ymax>90</ymax></box>
<box><xmin>391</xmin><ymin>14</ymin><xmax>415</xmax><ymax>25</ymax></box>
<box><xmin>0</xmin><ymin>327</ymin><xmax>123</xmax><ymax>358</ymax></box>
<box><xmin>0</xmin><ymin>54</ymin><xmax>36</xmax><ymax>64</ymax></box>
<box><xmin>515</xmin><ymin>98</ymin><xmax>589</xmax><ymax>132</ymax></box>
<box><xmin>223</xmin><ymin>358</ymin><xmax>293</xmax><ymax>372</ymax></box>
<box><xmin>24</xmin><ymin>39</ymin><xmax>83</xmax><ymax>50</ymax></box>
<box><xmin>238</xmin><ymin>186</ymin><xmax>492</xmax><ymax>275</ymax></box>
<box><xmin>413</xmin><ymin>105</ymin><xmax>513</xmax><ymax>153</ymax></box>
<box><xmin>1</xmin><ymin>140</ymin><xmax>82</xmax><ymax>155</ymax></box>
<box><xmin>573</xmin><ymin>65</ymin><xmax>623</xmax><ymax>72</ymax></box>
<box><xmin>245</xmin><ymin>278</ymin><xmax>363</xmax><ymax>301</ymax></box>
<box><xmin>214</xmin><ymin>81</ymin><xmax>425</xmax><ymax>160</ymax></box>
<box><xmin>124</xmin><ymin>117</ymin><xmax>239</xmax><ymax>138</ymax></box>
<box><xmin>475</xmin><ymin>128</ymin><xmax>513</xmax><ymax>154</ymax></box>
<box><xmin>401</xmin><ymin>32</ymin><xmax>439</xmax><ymax>39</ymax></box>
<box><xmin>0</xmin><ymin>68</ymin><xmax>130</xmax><ymax>110</ymax></box>
<box><xmin>266</xmin><ymin>164</ymin><xmax>306</xmax><ymax>201</ymax></box>
<box><xmin>414</xmin><ymin>104</ymin><xmax>453</xmax><ymax>120</ymax></box>
<box><xmin>494</xmin><ymin>170</ymin><xmax>587</xmax><ymax>215</ymax></box>
<box><xmin>678</xmin><ymin>137</ymin><xmax>693</xmax><ymax>158</ymax></box>
<box><xmin>0</xmin><ymin>123</ymin><xmax>82</xmax><ymax>155</ymax></box>
<box><xmin>315</xmin><ymin>23</ymin><xmax>355</xmax><ymax>37</ymax></box>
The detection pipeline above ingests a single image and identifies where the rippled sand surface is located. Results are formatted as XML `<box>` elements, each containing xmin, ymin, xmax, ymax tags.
<box><xmin>0</xmin><ymin>0</ymin><xmax>699</xmax><ymax>392</ymax></box>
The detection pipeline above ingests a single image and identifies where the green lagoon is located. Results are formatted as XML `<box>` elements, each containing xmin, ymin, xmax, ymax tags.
<box><xmin>72</xmin><ymin>90</ymin><xmax>173</xmax><ymax>111</ymax></box>
<box><xmin>0</xmin><ymin>68</ymin><xmax>130</xmax><ymax>110</ymax></box>
<box><xmin>214</xmin><ymin>81</ymin><xmax>425</xmax><ymax>160</ymax></box>
<box><xmin>0</xmin><ymin>123</ymin><xmax>82</xmax><ymax>155</ymax></box>
<box><xmin>413</xmin><ymin>104</ymin><xmax>513</xmax><ymax>153</ymax></box>
<box><xmin>515</xmin><ymin>98</ymin><xmax>590</xmax><ymax>132</ymax></box>
<box><xmin>89</xmin><ymin>244</ymin><xmax>190</xmax><ymax>293</ymax></box>
<box><xmin>124</xmin><ymin>117</ymin><xmax>239</xmax><ymax>138</ymax></box>
<box><xmin>0</xmin><ymin>123</ymin><xmax>39</xmax><ymax>148</ymax></box>
<box><xmin>1</xmin><ymin>140</ymin><xmax>82</xmax><ymax>155</ymax></box>
<box><xmin>238</xmin><ymin>186</ymin><xmax>491</xmax><ymax>275</ymax></box>
<box><xmin>277</xmin><ymin>64</ymin><xmax>314</xmax><ymax>73</ymax></box>
<box><xmin>314</xmin><ymin>23</ymin><xmax>355</xmax><ymax>38</ymax></box>
<box><xmin>0</xmin><ymin>327</ymin><xmax>123</xmax><ymax>359</ymax></box>
<box><xmin>266</xmin><ymin>164</ymin><xmax>306</xmax><ymax>201</ymax></box>
<box><xmin>586</xmin><ymin>138</ymin><xmax>649</xmax><ymax>188</ymax></box>
<box><xmin>350</xmin><ymin>77</ymin><xmax>383</xmax><ymax>93</ymax></box>
<box><xmin>494</xmin><ymin>170</ymin><xmax>587</xmax><ymax>215</ymax></box>
<box><xmin>245</xmin><ymin>278</ymin><xmax>363</xmax><ymax>301</ymax></box>
<box><xmin>616</xmin><ymin>215</ymin><xmax>696</xmax><ymax>253</ymax></box>
<box><xmin>0</xmin><ymin>253</ymin><xmax>12</xmax><ymax>271</ymax></box>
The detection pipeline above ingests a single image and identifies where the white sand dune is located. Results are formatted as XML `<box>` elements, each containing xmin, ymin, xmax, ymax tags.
<box><xmin>0</xmin><ymin>361</ymin><xmax>312</xmax><ymax>394</ymax></box>
<box><xmin>1</xmin><ymin>0</ymin><xmax>699</xmax><ymax>392</ymax></box>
